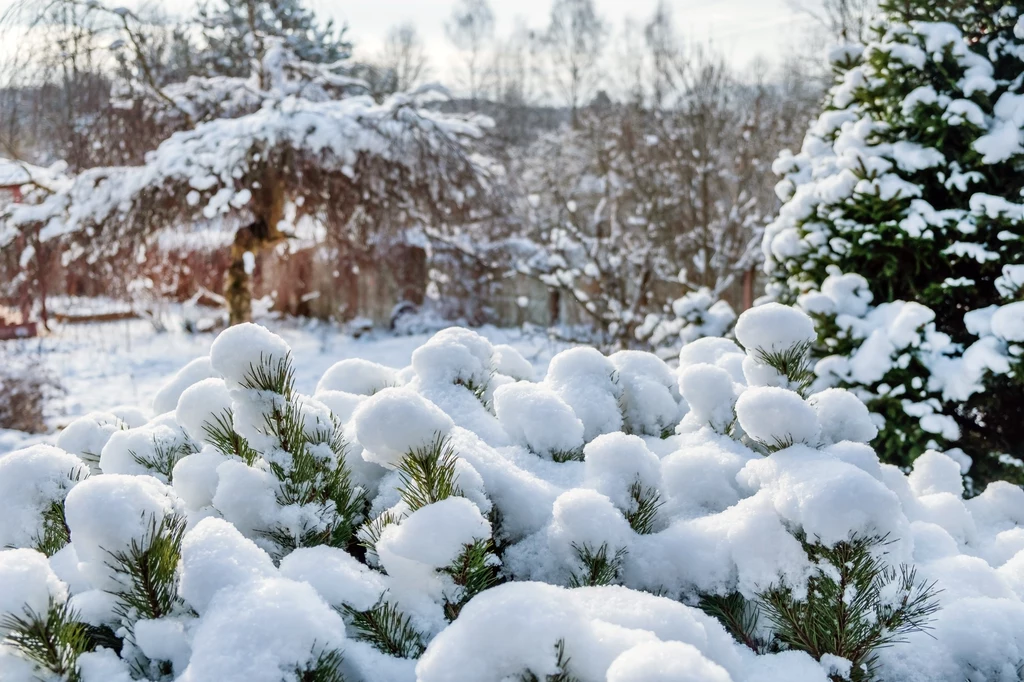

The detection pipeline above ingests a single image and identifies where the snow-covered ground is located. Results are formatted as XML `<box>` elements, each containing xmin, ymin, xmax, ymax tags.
<box><xmin>0</xmin><ymin>318</ymin><xmax>569</xmax><ymax>454</ymax></box>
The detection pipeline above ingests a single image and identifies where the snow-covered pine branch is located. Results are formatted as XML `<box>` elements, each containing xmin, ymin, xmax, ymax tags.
<box><xmin>2</xmin><ymin>303</ymin><xmax>1023</xmax><ymax>682</ymax></box>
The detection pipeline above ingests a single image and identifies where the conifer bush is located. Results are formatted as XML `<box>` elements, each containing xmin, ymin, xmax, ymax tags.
<box><xmin>2</xmin><ymin>306</ymin><xmax>1023</xmax><ymax>681</ymax></box>
<box><xmin>762</xmin><ymin>0</ymin><xmax>1024</xmax><ymax>488</ymax></box>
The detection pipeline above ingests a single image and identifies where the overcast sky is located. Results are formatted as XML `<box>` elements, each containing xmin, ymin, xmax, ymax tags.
<box><xmin>333</xmin><ymin>0</ymin><xmax>814</xmax><ymax>72</ymax></box>
<box><xmin>0</xmin><ymin>0</ymin><xmax>819</xmax><ymax>80</ymax></box>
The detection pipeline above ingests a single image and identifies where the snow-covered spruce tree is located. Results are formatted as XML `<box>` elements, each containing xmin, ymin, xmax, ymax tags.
<box><xmin>763</xmin><ymin>1</ymin><xmax>1024</xmax><ymax>486</ymax></box>
<box><xmin>5</xmin><ymin>305</ymin><xmax>1024</xmax><ymax>681</ymax></box>
<box><xmin>196</xmin><ymin>0</ymin><xmax>351</xmax><ymax>78</ymax></box>
<box><xmin>0</xmin><ymin>40</ymin><xmax>491</xmax><ymax>326</ymax></box>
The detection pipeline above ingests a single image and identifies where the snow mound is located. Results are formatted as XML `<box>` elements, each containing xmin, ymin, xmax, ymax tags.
<box><xmin>0</xmin><ymin>314</ymin><xmax>1021</xmax><ymax>682</ymax></box>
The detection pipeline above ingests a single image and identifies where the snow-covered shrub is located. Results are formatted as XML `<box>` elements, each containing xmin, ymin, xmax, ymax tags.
<box><xmin>2</xmin><ymin>308</ymin><xmax>1024</xmax><ymax>682</ymax></box>
<box><xmin>762</xmin><ymin>3</ymin><xmax>1024</xmax><ymax>486</ymax></box>
<box><xmin>636</xmin><ymin>288</ymin><xmax>737</xmax><ymax>360</ymax></box>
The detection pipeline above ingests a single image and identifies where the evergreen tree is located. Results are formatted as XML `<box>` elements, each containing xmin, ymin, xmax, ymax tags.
<box><xmin>763</xmin><ymin>0</ymin><xmax>1024</xmax><ymax>487</ymax></box>
<box><xmin>196</xmin><ymin>0</ymin><xmax>351</xmax><ymax>78</ymax></box>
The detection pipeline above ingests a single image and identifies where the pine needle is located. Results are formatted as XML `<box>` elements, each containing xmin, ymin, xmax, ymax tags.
<box><xmin>568</xmin><ymin>542</ymin><xmax>627</xmax><ymax>587</ymax></box>
<box><xmin>396</xmin><ymin>433</ymin><xmax>463</xmax><ymax>511</ymax></box>
<box><xmin>343</xmin><ymin>599</ymin><xmax>425</xmax><ymax>659</ymax></box>
<box><xmin>1</xmin><ymin>600</ymin><xmax>90</xmax><ymax>682</ymax></box>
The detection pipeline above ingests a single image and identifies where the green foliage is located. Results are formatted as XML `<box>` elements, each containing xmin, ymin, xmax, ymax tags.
<box><xmin>129</xmin><ymin>438</ymin><xmax>197</xmax><ymax>483</ymax></box>
<box><xmin>699</xmin><ymin>593</ymin><xmax>774</xmax><ymax>655</ymax></box>
<box><xmin>396</xmin><ymin>434</ymin><xmax>463</xmax><ymax>512</ymax></box>
<box><xmin>356</xmin><ymin>510</ymin><xmax>403</xmax><ymax>563</ymax></box>
<box><xmin>1</xmin><ymin>600</ymin><xmax>91</xmax><ymax>682</ymax></box>
<box><xmin>753</xmin><ymin>343</ymin><xmax>815</xmax><ymax>398</ymax></box>
<box><xmin>196</xmin><ymin>0</ymin><xmax>352</xmax><ymax>78</ymax></box>
<box><xmin>343</xmin><ymin>599</ymin><xmax>425</xmax><ymax>659</ymax></box>
<box><xmin>297</xmin><ymin>648</ymin><xmax>348</xmax><ymax>682</ymax></box>
<box><xmin>32</xmin><ymin>468</ymin><xmax>85</xmax><ymax>557</ymax></box>
<box><xmin>519</xmin><ymin>639</ymin><xmax>580</xmax><ymax>682</ymax></box>
<box><xmin>240</xmin><ymin>354</ymin><xmax>365</xmax><ymax>558</ymax></box>
<box><xmin>567</xmin><ymin>542</ymin><xmax>627</xmax><ymax>588</ymax></box>
<box><xmin>443</xmin><ymin>539</ymin><xmax>500</xmax><ymax>621</ymax></box>
<box><xmin>202</xmin><ymin>410</ymin><xmax>260</xmax><ymax>465</ymax></box>
<box><xmin>764</xmin><ymin>1</ymin><xmax>1024</xmax><ymax>486</ymax></box>
<box><xmin>550</xmin><ymin>447</ymin><xmax>585</xmax><ymax>463</ymax></box>
<box><xmin>456</xmin><ymin>376</ymin><xmax>491</xmax><ymax>407</ymax></box>
<box><xmin>758</xmin><ymin>535</ymin><xmax>940</xmax><ymax>681</ymax></box>
<box><xmin>700</xmin><ymin>536</ymin><xmax>940</xmax><ymax>680</ymax></box>
<box><xmin>105</xmin><ymin>513</ymin><xmax>187</xmax><ymax>627</ymax></box>
<box><xmin>624</xmin><ymin>480</ymin><xmax>662</xmax><ymax>535</ymax></box>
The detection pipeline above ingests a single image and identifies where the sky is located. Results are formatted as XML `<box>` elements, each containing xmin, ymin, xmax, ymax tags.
<box><xmin>0</xmin><ymin>0</ymin><xmax>819</xmax><ymax>81</ymax></box>
<box><xmin>332</xmin><ymin>0</ymin><xmax>814</xmax><ymax>72</ymax></box>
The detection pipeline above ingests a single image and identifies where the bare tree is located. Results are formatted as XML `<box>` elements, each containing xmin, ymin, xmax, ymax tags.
<box><xmin>545</xmin><ymin>0</ymin><xmax>605</xmax><ymax>125</ymax></box>
<box><xmin>445</xmin><ymin>0</ymin><xmax>495</xmax><ymax>103</ymax></box>
<box><xmin>643</xmin><ymin>1</ymin><xmax>684</xmax><ymax>108</ymax></box>
<box><xmin>788</xmin><ymin>0</ymin><xmax>877</xmax><ymax>43</ymax></box>
<box><xmin>380</xmin><ymin>22</ymin><xmax>431</xmax><ymax>93</ymax></box>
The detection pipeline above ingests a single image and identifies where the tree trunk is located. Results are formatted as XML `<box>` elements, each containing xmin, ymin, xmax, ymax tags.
<box><xmin>224</xmin><ymin>171</ymin><xmax>287</xmax><ymax>326</ymax></box>
<box><xmin>225</xmin><ymin>228</ymin><xmax>256</xmax><ymax>326</ymax></box>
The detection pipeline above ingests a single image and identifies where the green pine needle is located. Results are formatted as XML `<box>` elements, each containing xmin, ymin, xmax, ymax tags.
<box><xmin>343</xmin><ymin>599</ymin><xmax>425</xmax><ymax>659</ymax></box>
<box><xmin>551</xmin><ymin>447</ymin><xmax>585</xmax><ymax>463</ymax></box>
<box><xmin>1</xmin><ymin>599</ymin><xmax>91</xmax><ymax>682</ymax></box>
<box><xmin>443</xmin><ymin>539</ymin><xmax>501</xmax><ymax>621</ymax></box>
<box><xmin>202</xmin><ymin>410</ymin><xmax>260</xmax><ymax>465</ymax></box>
<box><xmin>624</xmin><ymin>480</ymin><xmax>662</xmax><ymax>535</ymax></box>
<box><xmin>699</xmin><ymin>593</ymin><xmax>773</xmax><ymax>654</ymax></box>
<box><xmin>237</xmin><ymin>354</ymin><xmax>364</xmax><ymax>559</ymax></box>
<box><xmin>31</xmin><ymin>468</ymin><xmax>86</xmax><ymax>557</ymax></box>
<box><xmin>129</xmin><ymin>438</ymin><xmax>196</xmax><ymax>483</ymax></box>
<box><xmin>757</xmin><ymin>534</ymin><xmax>941</xmax><ymax>681</ymax></box>
<box><xmin>241</xmin><ymin>353</ymin><xmax>296</xmax><ymax>398</ymax></box>
<box><xmin>754</xmin><ymin>342</ymin><xmax>815</xmax><ymax>397</ymax></box>
<box><xmin>104</xmin><ymin>513</ymin><xmax>187</xmax><ymax>627</ymax></box>
<box><xmin>297</xmin><ymin>647</ymin><xmax>348</xmax><ymax>682</ymax></box>
<box><xmin>568</xmin><ymin>542</ymin><xmax>627</xmax><ymax>588</ymax></box>
<box><xmin>396</xmin><ymin>434</ymin><xmax>463</xmax><ymax>512</ymax></box>
<box><xmin>356</xmin><ymin>510</ymin><xmax>404</xmax><ymax>562</ymax></box>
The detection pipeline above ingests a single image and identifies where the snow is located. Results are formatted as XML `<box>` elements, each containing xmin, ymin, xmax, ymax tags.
<box><xmin>179</xmin><ymin>517</ymin><xmax>276</xmax><ymax>614</ymax></box>
<box><xmin>0</xmin><ymin>318</ymin><xmax>564</xmax><ymax>457</ymax></box>
<box><xmin>316</xmin><ymin>358</ymin><xmax>399</xmax><ymax>395</ymax></box>
<box><xmin>153</xmin><ymin>356</ymin><xmax>218</xmax><ymax>415</ymax></box>
<box><xmin>493</xmin><ymin>382</ymin><xmax>583</xmax><ymax>458</ymax></box>
<box><xmin>544</xmin><ymin>347</ymin><xmax>623</xmax><ymax>442</ymax></box>
<box><xmin>378</xmin><ymin>497</ymin><xmax>490</xmax><ymax>571</ymax></box>
<box><xmin>0</xmin><ymin>444</ymin><xmax>87</xmax><ymax>549</ymax></box>
<box><xmin>64</xmin><ymin>473</ymin><xmax>184</xmax><ymax>588</ymax></box>
<box><xmin>582</xmin><ymin>434</ymin><xmax>662</xmax><ymax>513</ymax></box>
<box><xmin>991</xmin><ymin>301</ymin><xmax>1024</xmax><ymax>342</ymax></box>
<box><xmin>735</xmin><ymin>387</ymin><xmax>820</xmax><ymax>448</ymax></box>
<box><xmin>279</xmin><ymin>545</ymin><xmax>387</xmax><ymax>612</ymax></box>
<box><xmin>806</xmin><ymin>388</ymin><xmax>877</xmax><ymax>445</ymax></box>
<box><xmin>178</xmin><ymin>577</ymin><xmax>346</xmax><ymax>682</ymax></box>
<box><xmin>605</xmin><ymin>642</ymin><xmax>733</xmax><ymax>682</ymax></box>
<box><xmin>352</xmin><ymin>388</ymin><xmax>454</xmax><ymax>468</ymax></box>
<box><xmin>175</xmin><ymin>377</ymin><xmax>234</xmax><ymax>443</ymax></box>
<box><xmin>1</xmin><ymin>308</ymin><xmax>1023</xmax><ymax>681</ymax></box>
<box><xmin>210</xmin><ymin>322</ymin><xmax>293</xmax><ymax>389</ymax></box>
<box><xmin>0</xmin><ymin>549</ymin><xmax>68</xmax><ymax>629</ymax></box>
<box><xmin>734</xmin><ymin>302</ymin><xmax>816</xmax><ymax>355</ymax></box>
<box><xmin>678</xmin><ymin>364</ymin><xmax>739</xmax><ymax>433</ymax></box>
